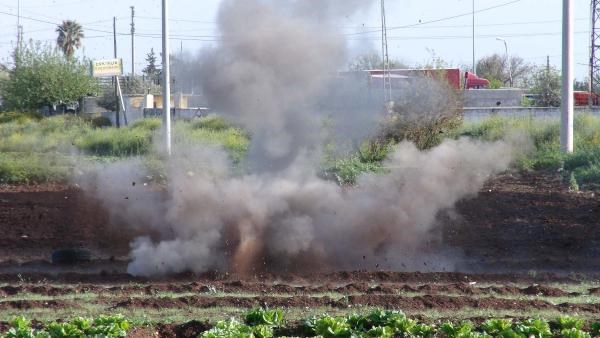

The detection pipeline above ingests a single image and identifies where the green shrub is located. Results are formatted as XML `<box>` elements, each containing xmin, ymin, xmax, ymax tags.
<box><xmin>174</xmin><ymin>121</ymin><xmax>250</xmax><ymax>164</ymax></box>
<box><xmin>564</xmin><ymin>148</ymin><xmax>600</xmax><ymax>171</ymax></box>
<box><xmin>322</xmin><ymin>155</ymin><xmax>384</xmax><ymax>185</ymax></box>
<box><xmin>0</xmin><ymin>115</ymin><xmax>251</xmax><ymax>183</ymax></box>
<box><xmin>192</xmin><ymin>115</ymin><xmax>232</xmax><ymax>131</ymax></box>
<box><xmin>75</xmin><ymin>127</ymin><xmax>152</xmax><ymax>157</ymax></box>
<box><xmin>458</xmin><ymin>116</ymin><xmax>508</xmax><ymax>141</ymax></box>
<box><xmin>517</xmin><ymin>144</ymin><xmax>563</xmax><ymax>171</ymax></box>
<box><xmin>0</xmin><ymin>153</ymin><xmax>70</xmax><ymax>184</ymax></box>
<box><xmin>130</xmin><ymin>118</ymin><xmax>161</xmax><ymax>131</ymax></box>
<box><xmin>380</xmin><ymin>76</ymin><xmax>464</xmax><ymax>150</ymax></box>
<box><xmin>568</xmin><ymin>171</ymin><xmax>580</xmax><ymax>191</ymax></box>
<box><xmin>459</xmin><ymin>114</ymin><xmax>600</xmax><ymax>189</ymax></box>
<box><xmin>357</xmin><ymin>140</ymin><xmax>392</xmax><ymax>163</ymax></box>
<box><xmin>575</xmin><ymin>113</ymin><xmax>600</xmax><ymax>146</ymax></box>
<box><xmin>90</xmin><ymin>116</ymin><xmax>112</xmax><ymax>128</ymax></box>
<box><xmin>0</xmin><ymin>112</ymin><xmax>42</xmax><ymax>124</ymax></box>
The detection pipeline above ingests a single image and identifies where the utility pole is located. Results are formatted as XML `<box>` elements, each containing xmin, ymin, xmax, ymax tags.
<box><xmin>590</xmin><ymin>0</ymin><xmax>600</xmax><ymax>107</ymax></box>
<box><xmin>380</xmin><ymin>0</ymin><xmax>392</xmax><ymax>105</ymax></box>
<box><xmin>472</xmin><ymin>0</ymin><xmax>475</xmax><ymax>73</ymax></box>
<box><xmin>113</xmin><ymin>17</ymin><xmax>121</xmax><ymax>128</ymax></box>
<box><xmin>496</xmin><ymin>37</ymin><xmax>512</xmax><ymax>87</ymax></box>
<box><xmin>16</xmin><ymin>0</ymin><xmax>22</xmax><ymax>48</ymax></box>
<box><xmin>162</xmin><ymin>0</ymin><xmax>172</xmax><ymax>155</ymax></box>
<box><xmin>130</xmin><ymin>6</ymin><xmax>135</xmax><ymax>76</ymax></box>
<box><xmin>561</xmin><ymin>0</ymin><xmax>574</xmax><ymax>153</ymax></box>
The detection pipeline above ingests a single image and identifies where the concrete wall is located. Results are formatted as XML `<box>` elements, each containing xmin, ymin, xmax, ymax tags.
<box><xmin>463</xmin><ymin>89</ymin><xmax>524</xmax><ymax>108</ymax></box>
<box><xmin>464</xmin><ymin>106</ymin><xmax>600</xmax><ymax>121</ymax></box>
<box><xmin>143</xmin><ymin>108</ymin><xmax>210</xmax><ymax>120</ymax></box>
<box><xmin>82</xmin><ymin>97</ymin><xmax>103</xmax><ymax>114</ymax></box>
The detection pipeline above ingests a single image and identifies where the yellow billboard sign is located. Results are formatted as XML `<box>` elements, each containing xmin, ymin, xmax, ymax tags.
<box><xmin>91</xmin><ymin>59</ymin><xmax>123</xmax><ymax>77</ymax></box>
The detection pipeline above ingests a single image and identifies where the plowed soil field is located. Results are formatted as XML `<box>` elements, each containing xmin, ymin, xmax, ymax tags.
<box><xmin>1</xmin><ymin>170</ymin><xmax>599</xmax><ymax>337</ymax></box>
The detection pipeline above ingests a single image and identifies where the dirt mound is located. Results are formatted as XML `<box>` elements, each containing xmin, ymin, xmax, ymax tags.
<box><xmin>156</xmin><ymin>321</ymin><xmax>211</xmax><ymax>338</ymax></box>
<box><xmin>112</xmin><ymin>295</ymin><xmax>337</xmax><ymax>309</ymax></box>
<box><xmin>126</xmin><ymin>327</ymin><xmax>159</xmax><ymax>338</ymax></box>
<box><xmin>521</xmin><ymin>284</ymin><xmax>570</xmax><ymax>297</ymax></box>
<box><xmin>482</xmin><ymin>285</ymin><xmax>523</xmax><ymax>295</ymax></box>
<box><xmin>0</xmin><ymin>299</ymin><xmax>76</xmax><ymax>310</ymax></box>
<box><xmin>416</xmin><ymin>283</ymin><xmax>483</xmax><ymax>295</ymax></box>
<box><xmin>344</xmin><ymin>295</ymin><xmax>554</xmax><ymax>311</ymax></box>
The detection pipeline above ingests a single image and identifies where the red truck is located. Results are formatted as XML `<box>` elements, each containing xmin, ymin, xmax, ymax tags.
<box><xmin>366</xmin><ymin>68</ymin><xmax>489</xmax><ymax>90</ymax></box>
<box><xmin>574</xmin><ymin>91</ymin><xmax>600</xmax><ymax>106</ymax></box>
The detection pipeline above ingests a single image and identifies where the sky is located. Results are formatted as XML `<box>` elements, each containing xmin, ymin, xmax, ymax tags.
<box><xmin>0</xmin><ymin>0</ymin><xmax>593</xmax><ymax>80</ymax></box>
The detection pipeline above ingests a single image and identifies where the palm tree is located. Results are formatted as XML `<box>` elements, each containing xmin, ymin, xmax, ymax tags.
<box><xmin>56</xmin><ymin>20</ymin><xmax>84</xmax><ymax>58</ymax></box>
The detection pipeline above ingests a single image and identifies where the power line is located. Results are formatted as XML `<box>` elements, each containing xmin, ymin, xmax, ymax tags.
<box><xmin>136</xmin><ymin>15</ymin><xmax>214</xmax><ymax>24</ymax></box>
<box><xmin>344</xmin><ymin>0</ymin><xmax>523</xmax><ymax>36</ymax></box>
<box><xmin>342</xmin><ymin>18</ymin><xmax>590</xmax><ymax>32</ymax></box>
<box><xmin>343</xmin><ymin>30</ymin><xmax>592</xmax><ymax>42</ymax></box>
<box><xmin>0</xmin><ymin>10</ymin><xmax>131</xmax><ymax>36</ymax></box>
<box><xmin>0</xmin><ymin>6</ymin><xmax>590</xmax><ymax>44</ymax></box>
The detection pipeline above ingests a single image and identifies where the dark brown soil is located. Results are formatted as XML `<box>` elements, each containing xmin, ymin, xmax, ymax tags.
<box><xmin>2</xmin><ymin>171</ymin><xmax>598</xmax><ymax>272</ymax></box>
<box><xmin>1</xmin><ymin>171</ymin><xmax>599</xmax><ymax>338</ymax></box>
<box><xmin>0</xmin><ymin>186</ymin><xmax>133</xmax><ymax>262</ymax></box>
<box><xmin>447</xmin><ymin>171</ymin><xmax>600</xmax><ymax>272</ymax></box>
<box><xmin>0</xmin><ymin>299</ymin><xmax>77</xmax><ymax>310</ymax></box>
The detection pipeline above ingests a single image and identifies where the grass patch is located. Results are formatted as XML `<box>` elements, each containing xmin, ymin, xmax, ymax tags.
<box><xmin>457</xmin><ymin>113</ymin><xmax>600</xmax><ymax>189</ymax></box>
<box><xmin>0</xmin><ymin>153</ymin><xmax>71</xmax><ymax>184</ymax></box>
<box><xmin>191</xmin><ymin>114</ymin><xmax>233</xmax><ymax>131</ymax></box>
<box><xmin>322</xmin><ymin>155</ymin><xmax>384</xmax><ymax>185</ymax></box>
<box><xmin>130</xmin><ymin>117</ymin><xmax>161</xmax><ymax>132</ymax></box>
<box><xmin>74</xmin><ymin>127</ymin><xmax>153</xmax><ymax>157</ymax></box>
<box><xmin>0</xmin><ymin>114</ymin><xmax>250</xmax><ymax>184</ymax></box>
<box><xmin>174</xmin><ymin>117</ymin><xmax>250</xmax><ymax>165</ymax></box>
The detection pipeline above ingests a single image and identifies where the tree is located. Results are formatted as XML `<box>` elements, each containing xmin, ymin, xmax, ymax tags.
<box><xmin>573</xmin><ymin>78</ymin><xmax>589</xmax><ymax>91</ymax></box>
<box><xmin>348</xmin><ymin>53</ymin><xmax>408</xmax><ymax>71</ymax></box>
<box><xmin>56</xmin><ymin>20</ymin><xmax>84</xmax><ymax>58</ymax></box>
<box><xmin>0</xmin><ymin>41</ymin><xmax>98</xmax><ymax>111</ymax></box>
<box><xmin>142</xmin><ymin>48</ymin><xmax>161</xmax><ymax>84</ymax></box>
<box><xmin>476</xmin><ymin>54</ymin><xmax>532</xmax><ymax>87</ymax></box>
<box><xmin>529</xmin><ymin>65</ymin><xmax>561</xmax><ymax>107</ymax></box>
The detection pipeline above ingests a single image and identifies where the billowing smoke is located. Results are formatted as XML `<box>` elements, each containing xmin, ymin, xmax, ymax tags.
<box><xmin>85</xmin><ymin>136</ymin><xmax>517</xmax><ymax>276</ymax></box>
<box><xmin>80</xmin><ymin>0</ymin><xmax>523</xmax><ymax>276</ymax></box>
<box><xmin>198</xmin><ymin>0</ymin><xmax>377</xmax><ymax>170</ymax></box>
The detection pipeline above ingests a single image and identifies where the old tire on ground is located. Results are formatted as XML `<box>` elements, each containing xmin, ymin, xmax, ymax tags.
<box><xmin>51</xmin><ymin>248</ymin><xmax>92</xmax><ymax>264</ymax></box>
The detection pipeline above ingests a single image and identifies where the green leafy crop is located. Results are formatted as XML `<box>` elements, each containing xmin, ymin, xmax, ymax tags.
<box><xmin>244</xmin><ymin>308</ymin><xmax>284</xmax><ymax>327</ymax></box>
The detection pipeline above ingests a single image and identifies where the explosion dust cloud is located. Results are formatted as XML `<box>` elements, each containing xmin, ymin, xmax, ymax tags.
<box><xmin>81</xmin><ymin>0</ymin><xmax>522</xmax><ymax>276</ymax></box>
